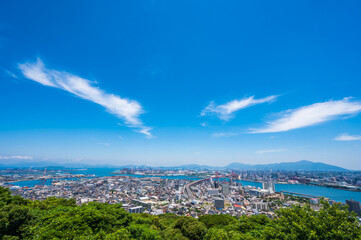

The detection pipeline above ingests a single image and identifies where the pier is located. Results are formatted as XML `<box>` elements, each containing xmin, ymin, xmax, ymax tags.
<box><xmin>280</xmin><ymin>191</ymin><xmax>319</xmax><ymax>198</ymax></box>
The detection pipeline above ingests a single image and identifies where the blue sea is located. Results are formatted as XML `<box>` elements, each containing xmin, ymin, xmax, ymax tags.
<box><xmin>6</xmin><ymin>168</ymin><xmax>361</xmax><ymax>203</ymax></box>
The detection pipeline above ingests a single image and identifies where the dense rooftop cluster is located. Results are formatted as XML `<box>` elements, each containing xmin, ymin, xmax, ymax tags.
<box><xmin>3</xmin><ymin>175</ymin><xmax>343</xmax><ymax>219</ymax></box>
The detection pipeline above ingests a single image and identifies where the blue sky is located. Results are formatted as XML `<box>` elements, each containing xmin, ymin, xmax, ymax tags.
<box><xmin>0</xmin><ymin>0</ymin><xmax>361</xmax><ymax>168</ymax></box>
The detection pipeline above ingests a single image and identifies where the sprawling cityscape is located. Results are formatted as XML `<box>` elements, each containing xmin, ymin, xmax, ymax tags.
<box><xmin>2</xmin><ymin>167</ymin><xmax>361</xmax><ymax>220</ymax></box>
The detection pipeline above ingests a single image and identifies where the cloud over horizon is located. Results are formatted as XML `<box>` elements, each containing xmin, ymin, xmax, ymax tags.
<box><xmin>18</xmin><ymin>58</ymin><xmax>152</xmax><ymax>136</ymax></box>
<box><xmin>256</xmin><ymin>148</ymin><xmax>287</xmax><ymax>154</ymax></box>
<box><xmin>0</xmin><ymin>155</ymin><xmax>33</xmax><ymax>160</ymax></box>
<box><xmin>211</xmin><ymin>132</ymin><xmax>241</xmax><ymax>138</ymax></box>
<box><xmin>251</xmin><ymin>98</ymin><xmax>361</xmax><ymax>133</ymax></box>
<box><xmin>334</xmin><ymin>133</ymin><xmax>361</xmax><ymax>141</ymax></box>
<box><xmin>201</xmin><ymin>95</ymin><xmax>278</xmax><ymax>121</ymax></box>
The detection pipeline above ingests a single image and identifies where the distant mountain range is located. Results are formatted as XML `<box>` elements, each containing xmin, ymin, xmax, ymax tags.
<box><xmin>155</xmin><ymin>160</ymin><xmax>347</xmax><ymax>171</ymax></box>
<box><xmin>0</xmin><ymin>160</ymin><xmax>348</xmax><ymax>171</ymax></box>
<box><xmin>209</xmin><ymin>160</ymin><xmax>347</xmax><ymax>171</ymax></box>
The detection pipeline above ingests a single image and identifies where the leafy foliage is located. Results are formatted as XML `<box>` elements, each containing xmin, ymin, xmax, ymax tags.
<box><xmin>198</xmin><ymin>214</ymin><xmax>236</xmax><ymax>229</ymax></box>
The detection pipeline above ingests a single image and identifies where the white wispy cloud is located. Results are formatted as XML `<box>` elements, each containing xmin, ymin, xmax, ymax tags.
<box><xmin>256</xmin><ymin>149</ymin><xmax>287</xmax><ymax>154</ymax></box>
<box><xmin>211</xmin><ymin>132</ymin><xmax>241</xmax><ymax>138</ymax></box>
<box><xmin>98</xmin><ymin>142</ymin><xmax>110</xmax><ymax>146</ymax></box>
<box><xmin>251</xmin><ymin>97</ymin><xmax>361</xmax><ymax>133</ymax></box>
<box><xmin>5</xmin><ymin>70</ymin><xmax>19</xmax><ymax>79</ymax></box>
<box><xmin>0</xmin><ymin>155</ymin><xmax>33</xmax><ymax>160</ymax></box>
<box><xmin>334</xmin><ymin>133</ymin><xmax>361</xmax><ymax>141</ymax></box>
<box><xmin>201</xmin><ymin>95</ymin><xmax>278</xmax><ymax>121</ymax></box>
<box><xmin>18</xmin><ymin>58</ymin><xmax>151</xmax><ymax>136</ymax></box>
<box><xmin>134</xmin><ymin>127</ymin><xmax>154</xmax><ymax>138</ymax></box>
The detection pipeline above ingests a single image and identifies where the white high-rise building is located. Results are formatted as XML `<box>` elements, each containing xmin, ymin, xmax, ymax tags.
<box><xmin>262</xmin><ymin>182</ymin><xmax>276</xmax><ymax>194</ymax></box>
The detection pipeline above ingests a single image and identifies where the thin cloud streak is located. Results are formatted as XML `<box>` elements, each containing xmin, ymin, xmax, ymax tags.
<box><xmin>334</xmin><ymin>133</ymin><xmax>361</xmax><ymax>141</ymax></box>
<box><xmin>201</xmin><ymin>95</ymin><xmax>278</xmax><ymax>121</ymax></box>
<box><xmin>0</xmin><ymin>155</ymin><xmax>33</xmax><ymax>160</ymax></box>
<box><xmin>251</xmin><ymin>98</ymin><xmax>361</xmax><ymax>133</ymax></box>
<box><xmin>98</xmin><ymin>142</ymin><xmax>110</xmax><ymax>146</ymax></box>
<box><xmin>256</xmin><ymin>149</ymin><xmax>287</xmax><ymax>154</ymax></box>
<box><xmin>134</xmin><ymin>127</ymin><xmax>154</xmax><ymax>138</ymax></box>
<box><xmin>5</xmin><ymin>69</ymin><xmax>19</xmax><ymax>79</ymax></box>
<box><xmin>18</xmin><ymin>58</ymin><xmax>152</xmax><ymax>136</ymax></box>
<box><xmin>212</xmin><ymin>132</ymin><xmax>241</xmax><ymax>138</ymax></box>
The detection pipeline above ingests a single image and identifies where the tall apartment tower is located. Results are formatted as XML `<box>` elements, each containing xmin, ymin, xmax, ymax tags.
<box><xmin>262</xmin><ymin>182</ymin><xmax>276</xmax><ymax>194</ymax></box>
